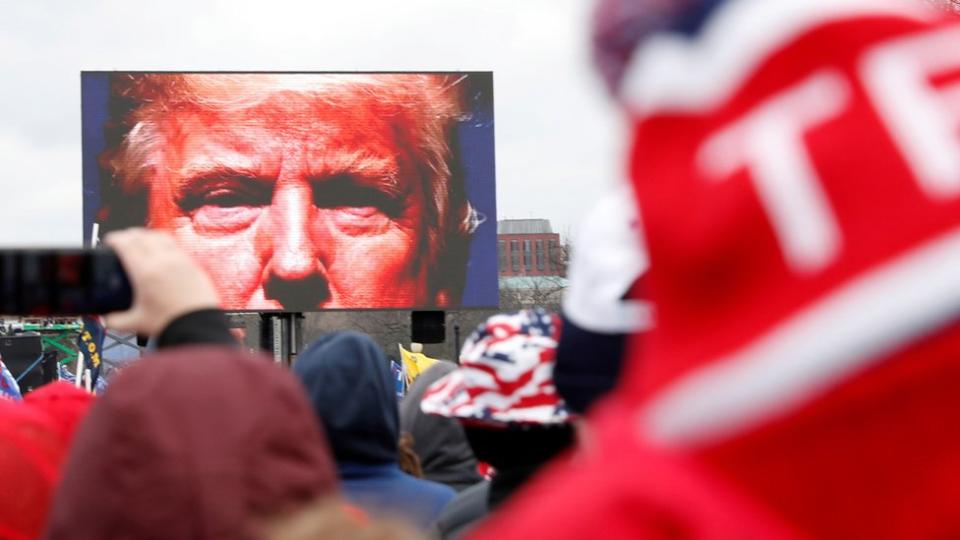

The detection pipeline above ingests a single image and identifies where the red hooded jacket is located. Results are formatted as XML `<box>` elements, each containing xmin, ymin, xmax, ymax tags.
<box><xmin>476</xmin><ymin>1</ymin><xmax>960</xmax><ymax>538</ymax></box>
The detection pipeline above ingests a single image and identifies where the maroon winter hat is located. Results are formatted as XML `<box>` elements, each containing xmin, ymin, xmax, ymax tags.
<box><xmin>44</xmin><ymin>347</ymin><xmax>337</xmax><ymax>540</ymax></box>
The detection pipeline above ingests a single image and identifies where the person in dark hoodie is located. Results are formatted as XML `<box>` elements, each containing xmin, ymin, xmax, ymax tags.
<box><xmin>293</xmin><ymin>331</ymin><xmax>456</xmax><ymax>530</ymax></box>
<box><xmin>553</xmin><ymin>185</ymin><xmax>653</xmax><ymax>414</ymax></box>
<box><xmin>399</xmin><ymin>361</ymin><xmax>483</xmax><ymax>492</ymax></box>
<box><xmin>420</xmin><ymin>309</ymin><xmax>575</xmax><ymax>539</ymax></box>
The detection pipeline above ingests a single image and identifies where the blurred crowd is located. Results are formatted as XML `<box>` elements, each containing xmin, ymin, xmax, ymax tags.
<box><xmin>6</xmin><ymin>0</ymin><xmax>960</xmax><ymax>538</ymax></box>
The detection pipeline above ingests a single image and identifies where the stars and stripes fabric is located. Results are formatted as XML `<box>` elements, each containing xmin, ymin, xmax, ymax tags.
<box><xmin>0</xmin><ymin>357</ymin><xmax>22</xmax><ymax>401</ymax></box>
<box><xmin>420</xmin><ymin>309</ymin><xmax>571</xmax><ymax>426</ymax></box>
<box><xmin>58</xmin><ymin>364</ymin><xmax>108</xmax><ymax>394</ymax></box>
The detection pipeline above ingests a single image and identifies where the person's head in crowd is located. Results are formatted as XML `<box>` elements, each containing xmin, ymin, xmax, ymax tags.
<box><xmin>294</xmin><ymin>332</ymin><xmax>401</xmax><ymax>467</ymax></box>
<box><xmin>293</xmin><ymin>331</ymin><xmax>455</xmax><ymax>530</ymax></box>
<box><xmin>19</xmin><ymin>382</ymin><xmax>96</xmax><ymax>444</ymax></box>
<box><xmin>98</xmin><ymin>73</ymin><xmax>480</xmax><ymax>310</ymax></box>
<box><xmin>0</xmin><ymin>383</ymin><xmax>92</xmax><ymax>540</ymax></box>
<box><xmin>554</xmin><ymin>185</ymin><xmax>653</xmax><ymax>414</ymax></box>
<box><xmin>421</xmin><ymin>309</ymin><xmax>574</xmax><ymax>523</ymax></box>
<box><xmin>474</xmin><ymin>1</ymin><xmax>960</xmax><ymax>539</ymax></box>
<box><xmin>44</xmin><ymin>348</ymin><xmax>336</xmax><ymax>540</ymax></box>
<box><xmin>263</xmin><ymin>497</ymin><xmax>425</xmax><ymax>540</ymax></box>
<box><xmin>399</xmin><ymin>361</ymin><xmax>483</xmax><ymax>492</ymax></box>
<box><xmin>396</xmin><ymin>432</ymin><xmax>424</xmax><ymax>478</ymax></box>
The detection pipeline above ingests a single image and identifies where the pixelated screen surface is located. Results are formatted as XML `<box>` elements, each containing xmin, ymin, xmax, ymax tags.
<box><xmin>82</xmin><ymin>72</ymin><xmax>497</xmax><ymax>312</ymax></box>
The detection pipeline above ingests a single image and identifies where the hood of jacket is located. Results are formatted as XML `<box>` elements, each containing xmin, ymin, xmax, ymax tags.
<box><xmin>400</xmin><ymin>361</ymin><xmax>482</xmax><ymax>490</ymax></box>
<box><xmin>44</xmin><ymin>346</ymin><xmax>337</xmax><ymax>540</ymax></box>
<box><xmin>294</xmin><ymin>331</ymin><xmax>399</xmax><ymax>465</ymax></box>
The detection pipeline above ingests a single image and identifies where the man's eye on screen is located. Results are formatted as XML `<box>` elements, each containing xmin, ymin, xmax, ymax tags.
<box><xmin>179</xmin><ymin>179</ymin><xmax>271</xmax><ymax>232</ymax></box>
<box><xmin>313</xmin><ymin>175</ymin><xmax>403</xmax><ymax>218</ymax></box>
<box><xmin>179</xmin><ymin>178</ymin><xmax>272</xmax><ymax>211</ymax></box>
<box><xmin>200</xmin><ymin>189</ymin><xmax>261</xmax><ymax>208</ymax></box>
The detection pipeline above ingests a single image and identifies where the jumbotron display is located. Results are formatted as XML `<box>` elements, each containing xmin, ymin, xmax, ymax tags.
<box><xmin>82</xmin><ymin>72</ymin><xmax>498</xmax><ymax>312</ymax></box>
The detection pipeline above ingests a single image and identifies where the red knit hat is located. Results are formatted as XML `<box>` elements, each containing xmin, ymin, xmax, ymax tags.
<box><xmin>0</xmin><ymin>383</ymin><xmax>92</xmax><ymax>540</ymax></box>
<box><xmin>476</xmin><ymin>1</ymin><xmax>960</xmax><ymax>538</ymax></box>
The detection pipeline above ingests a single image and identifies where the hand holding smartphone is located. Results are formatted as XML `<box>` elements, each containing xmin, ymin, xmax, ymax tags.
<box><xmin>0</xmin><ymin>229</ymin><xmax>221</xmax><ymax>337</ymax></box>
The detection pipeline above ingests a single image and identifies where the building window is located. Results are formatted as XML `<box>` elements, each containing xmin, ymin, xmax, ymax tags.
<box><xmin>498</xmin><ymin>241</ymin><xmax>506</xmax><ymax>274</ymax></box>
<box><xmin>523</xmin><ymin>240</ymin><xmax>532</xmax><ymax>272</ymax></box>
<box><xmin>536</xmin><ymin>240</ymin><xmax>544</xmax><ymax>271</ymax></box>
<box><xmin>548</xmin><ymin>240</ymin><xmax>557</xmax><ymax>273</ymax></box>
<box><xmin>511</xmin><ymin>240</ymin><xmax>520</xmax><ymax>272</ymax></box>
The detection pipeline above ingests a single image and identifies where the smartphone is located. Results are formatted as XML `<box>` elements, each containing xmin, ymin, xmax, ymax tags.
<box><xmin>0</xmin><ymin>248</ymin><xmax>132</xmax><ymax>316</ymax></box>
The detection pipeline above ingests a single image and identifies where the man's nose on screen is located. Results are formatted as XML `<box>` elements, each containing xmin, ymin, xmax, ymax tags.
<box><xmin>262</xmin><ymin>185</ymin><xmax>331</xmax><ymax>309</ymax></box>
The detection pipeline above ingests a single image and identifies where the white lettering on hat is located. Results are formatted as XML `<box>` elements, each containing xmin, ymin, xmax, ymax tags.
<box><xmin>697</xmin><ymin>71</ymin><xmax>849</xmax><ymax>273</ymax></box>
<box><xmin>862</xmin><ymin>25</ymin><xmax>960</xmax><ymax>198</ymax></box>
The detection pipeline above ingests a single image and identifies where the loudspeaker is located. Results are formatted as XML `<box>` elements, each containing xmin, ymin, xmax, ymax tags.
<box><xmin>0</xmin><ymin>334</ymin><xmax>43</xmax><ymax>394</ymax></box>
<box><xmin>411</xmin><ymin>310</ymin><xmax>445</xmax><ymax>344</ymax></box>
<box><xmin>40</xmin><ymin>350</ymin><xmax>59</xmax><ymax>385</ymax></box>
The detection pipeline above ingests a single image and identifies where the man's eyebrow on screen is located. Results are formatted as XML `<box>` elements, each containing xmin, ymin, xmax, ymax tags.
<box><xmin>311</xmin><ymin>149</ymin><xmax>403</xmax><ymax>197</ymax></box>
<box><xmin>177</xmin><ymin>151</ymin><xmax>265</xmax><ymax>184</ymax></box>
<box><xmin>175</xmin><ymin>149</ymin><xmax>404</xmax><ymax>197</ymax></box>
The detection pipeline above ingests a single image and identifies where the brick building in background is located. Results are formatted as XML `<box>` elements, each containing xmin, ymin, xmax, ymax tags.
<box><xmin>497</xmin><ymin>219</ymin><xmax>565</xmax><ymax>277</ymax></box>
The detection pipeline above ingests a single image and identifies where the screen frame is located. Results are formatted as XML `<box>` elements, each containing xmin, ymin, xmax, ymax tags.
<box><xmin>81</xmin><ymin>71</ymin><xmax>499</xmax><ymax>313</ymax></box>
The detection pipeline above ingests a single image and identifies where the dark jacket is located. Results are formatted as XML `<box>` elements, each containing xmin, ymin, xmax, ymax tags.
<box><xmin>294</xmin><ymin>332</ymin><xmax>455</xmax><ymax>529</ymax></box>
<box><xmin>430</xmin><ymin>480</ymin><xmax>489</xmax><ymax>540</ymax></box>
<box><xmin>399</xmin><ymin>361</ymin><xmax>483</xmax><ymax>492</ymax></box>
<box><xmin>432</xmin><ymin>425</ymin><xmax>575</xmax><ymax>539</ymax></box>
<box><xmin>156</xmin><ymin>308</ymin><xmax>237</xmax><ymax>349</ymax></box>
<box><xmin>553</xmin><ymin>313</ymin><xmax>630</xmax><ymax>414</ymax></box>
<box><xmin>44</xmin><ymin>347</ymin><xmax>337</xmax><ymax>540</ymax></box>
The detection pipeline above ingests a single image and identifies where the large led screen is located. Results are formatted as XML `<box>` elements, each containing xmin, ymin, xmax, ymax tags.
<box><xmin>82</xmin><ymin>72</ymin><xmax>497</xmax><ymax>312</ymax></box>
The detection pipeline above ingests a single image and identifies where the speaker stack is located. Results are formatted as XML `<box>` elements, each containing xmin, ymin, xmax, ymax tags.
<box><xmin>0</xmin><ymin>333</ymin><xmax>45</xmax><ymax>394</ymax></box>
<box><xmin>411</xmin><ymin>311</ymin><xmax>445</xmax><ymax>344</ymax></box>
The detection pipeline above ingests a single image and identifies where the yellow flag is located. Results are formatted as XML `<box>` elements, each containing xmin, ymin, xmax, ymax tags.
<box><xmin>398</xmin><ymin>345</ymin><xmax>439</xmax><ymax>388</ymax></box>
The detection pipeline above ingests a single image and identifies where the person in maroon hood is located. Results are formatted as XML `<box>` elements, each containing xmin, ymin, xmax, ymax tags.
<box><xmin>40</xmin><ymin>228</ymin><xmax>339</xmax><ymax>539</ymax></box>
<box><xmin>44</xmin><ymin>345</ymin><xmax>338</xmax><ymax>540</ymax></box>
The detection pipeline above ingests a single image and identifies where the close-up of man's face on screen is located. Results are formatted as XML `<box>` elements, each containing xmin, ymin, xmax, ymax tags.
<box><xmin>82</xmin><ymin>72</ymin><xmax>497</xmax><ymax>312</ymax></box>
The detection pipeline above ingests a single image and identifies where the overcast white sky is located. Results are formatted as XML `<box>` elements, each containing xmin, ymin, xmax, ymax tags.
<box><xmin>0</xmin><ymin>0</ymin><xmax>627</xmax><ymax>246</ymax></box>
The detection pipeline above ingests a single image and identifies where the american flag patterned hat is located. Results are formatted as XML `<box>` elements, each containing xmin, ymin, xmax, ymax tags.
<box><xmin>420</xmin><ymin>309</ymin><xmax>572</xmax><ymax>426</ymax></box>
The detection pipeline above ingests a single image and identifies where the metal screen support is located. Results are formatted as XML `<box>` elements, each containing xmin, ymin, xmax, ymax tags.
<box><xmin>259</xmin><ymin>313</ymin><xmax>304</xmax><ymax>367</ymax></box>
